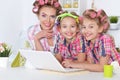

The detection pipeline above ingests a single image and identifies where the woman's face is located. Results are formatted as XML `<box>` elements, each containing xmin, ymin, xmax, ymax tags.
<box><xmin>38</xmin><ymin>6</ymin><xmax>57</xmax><ymax>30</ymax></box>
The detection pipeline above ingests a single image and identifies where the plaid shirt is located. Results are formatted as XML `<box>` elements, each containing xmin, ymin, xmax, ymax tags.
<box><xmin>86</xmin><ymin>34</ymin><xmax>120</xmax><ymax>64</ymax></box>
<box><xmin>54</xmin><ymin>32</ymin><xmax>86</xmax><ymax>60</ymax></box>
<box><xmin>27</xmin><ymin>24</ymin><xmax>58</xmax><ymax>52</ymax></box>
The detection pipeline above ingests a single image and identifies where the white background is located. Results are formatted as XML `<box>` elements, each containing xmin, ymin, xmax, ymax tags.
<box><xmin>87</xmin><ymin>0</ymin><xmax>120</xmax><ymax>16</ymax></box>
<box><xmin>0</xmin><ymin>0</ymin><xmax>120</xmax><ymax>52</ymax></box>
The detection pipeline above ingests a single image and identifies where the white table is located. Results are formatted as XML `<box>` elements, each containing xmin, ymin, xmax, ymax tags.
<box><xmin>0</xmin><ymin>67</ymin><xmax>120</xmax><ymax>80</ymax></box>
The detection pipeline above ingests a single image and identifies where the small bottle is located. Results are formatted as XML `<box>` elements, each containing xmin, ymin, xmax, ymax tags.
<box><xmin>73</xmin><ymin>0</ymin><xmax>78</xmax><ymax>8</ymax></box>
<box><xmin>63</xmin><ymin>0</ymin><xmax>71</xmax><ymax>8</ymax></box>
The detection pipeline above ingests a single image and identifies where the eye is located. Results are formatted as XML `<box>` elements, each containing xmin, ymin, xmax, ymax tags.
<box><xmin>62</xmin><ymin>26</ymin><xmax>67</xmax><ymax>28</ymax></box>
<box><xmin>41</xmin><ymin>14</ymin><xmax>46</xmax><ymax>18</ymax></box>
<box><xmin>89</xmin><ymin>25</ymin><xmax>94</xmax><ymax>28</ymax></box>
<box><xmin>81</xmin><ymin>26</ymin><xmax>86</xmax><ymax>29</ymax></box>
<box><xmin>51</xmin><ymin>15</ymin><xmax>56</xmax><ymax>19</ymax></box>
<box><xmin>71</xmin><ymin>26</ymin><xmax>76</xmax><ymax>28</ymax></box>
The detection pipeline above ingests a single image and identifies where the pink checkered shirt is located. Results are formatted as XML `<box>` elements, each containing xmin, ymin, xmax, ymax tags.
<box><xmin>27</xmin><ymin>24</ymin><xmax>58</xmax><ymax>52</ymax></box>
<box><xmin>86</xmin><ymin>34</ymin><xmax>120</xmax><ymax>64</ymax></box>
<box><xmin>54</xmin><ymin>32</ymin><xmax>86</xmax><ymax>60</ymax></box>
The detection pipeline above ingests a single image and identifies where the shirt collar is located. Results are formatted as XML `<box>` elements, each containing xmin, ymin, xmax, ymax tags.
<box><xmin>87</xmin><ymin>34</ymin><xmax>103</xmax><ymax>48</ymax></box>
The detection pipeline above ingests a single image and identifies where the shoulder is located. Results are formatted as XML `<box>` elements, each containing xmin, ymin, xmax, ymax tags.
<box><xmin>100</xmin><ymin>34</ymin><xmax>113</xmax><ymax>41</ymax></box>
<box><xmin>27</xmin><ymin>24</ymin><xmax>41</xmax><ymax>35</ymax></box>
<box><xmin>27</xmin><ymin>24</ymin><xmax>40</xmax><ymax>39</ymax></box>
<box><xmin>76</xmin><ymin>32</ymin><xmax>85</xmax><ymax>41</ymax></box>
<box><xmin>27</xmin><ymin>24</ymin><xmax>40</xmax><ymax>32</ymax></box>
<box><xmin>53</xmin><ymin>25</ymin><xmax>60</xmax><ymax>35</ymax></box>
<box><xmin>99</xmin><ymin>34</ymin><xmax>114</xmax><ymax>44</ymax></box>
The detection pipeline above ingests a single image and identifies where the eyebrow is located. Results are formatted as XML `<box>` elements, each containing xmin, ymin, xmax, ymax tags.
<box><xmin>40</xmin><ymin>12</ymin><xmax>56</xmax><ymax>16</ymax></box>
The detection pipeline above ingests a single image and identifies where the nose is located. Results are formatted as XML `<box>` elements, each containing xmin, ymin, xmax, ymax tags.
<box><xmin>81</xmin><ymin>28</ymin><xmax>87</xmax><ymax>34</ymax></box>
<box><xmin>67</xmin><ymin>27</ymin><xmax>71</xmax><ymax>32</ymax></box>
<box><xmin>46</xmin><ymin>17</ymin><xmax>50</xmax><ymax>22</ymax></box>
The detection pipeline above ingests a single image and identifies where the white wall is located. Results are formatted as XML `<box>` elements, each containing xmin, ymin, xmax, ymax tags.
<box><xmin>86</xmin><ymin>0</ymin><xmax>120</xmax><ymax>16</ymax></box>
<box><xmin>22</xmin><ymin>0</ymin><xmax>38</xmax><ymax>30</ymax></box>
<box><xmin>0</xmin><ymin>0</ymin><xmax>38</xmax><ymax>52</ymax></box>
<box><xmin>0</xmin><ymin>0</ymin><xmax>23</xmax><ymax>52</ymax></box>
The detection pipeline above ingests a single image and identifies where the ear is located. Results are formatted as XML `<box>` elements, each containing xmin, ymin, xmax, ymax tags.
<box><xmin>98</xmin><ymin>26</ymin><xmax>104</xmax><ymax>33</ymax></box>
<box><xmin>76</xmin><ymin>28</ymin><xmax>80</xmax><ymax>32</ymax></box>
<box><xmin>76</xmin><ymin>26</ymin><xmax>80</xmax><ymax>32</ymax></box>
<box><xmin>57</xmin><ymin>26</ymin><xmax>62</xmax><ymax>33</ymax></box>
<box><xmin>37</xmin><ymin>14</ymin><xmax>40</xmax><ymax>20</ymax></box>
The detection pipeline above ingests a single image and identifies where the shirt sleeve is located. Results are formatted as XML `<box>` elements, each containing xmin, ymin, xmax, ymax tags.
<box><xmin>53</xmin><ymin>34</ymin><xmax>60</xmax><ymax>54</ymax></box>
<box><xmin>101</xmin><ymin>35</ymin><xmax>115</xmax><ymax>55</ymax></box>
<box><xmin>18</xmin><ymin>26</ymin><xmax>34</xmax><ymax>50</ymax></box>
<box><xmin>26</xmin><ymin>25</ymin><xmax>36</xmax><ymax>50</ymax></box>
<box><xmin>76</xmin><ymin>34</ymin><xmax>86</xmax><ymax>53</ymax></box>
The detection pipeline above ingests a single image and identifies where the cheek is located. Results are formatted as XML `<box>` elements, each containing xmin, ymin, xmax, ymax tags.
<box><xmin>81</xmin><ymin>29</ymin><xmax>85</xmax><ymax>34</ymax></box>
<box><xmin>60</xmin><ymin>28</ymin><xmax>66</xmax><ymax>33</ymax></box>
<box><xmin>71</xmin><ymin>29</ymin><xmax>77</xmax><ymax>34</ymax></box>
<box><xmin>38</xmin><ymin>16</ymin><xmax>45</xmax><ymax>22</ymax></box>
<box><xmin>51</xmin><ymin>19</ymin><xmax>55</xmax><ymax>23</ymax></box>
<box><xmin>48</xmin><ymin>18</ymin><xmax>55</xmax><ymax>25</ymax></box>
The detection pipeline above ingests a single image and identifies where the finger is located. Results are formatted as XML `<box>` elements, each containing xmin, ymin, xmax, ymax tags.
<box><xmin>46</xmin><ymin>34</ymin><xmax>53</xmax><ymax>38</ymax></box>
<box><xmin>46</xmin><ymin>30</ymin><xmax>53</xmax><ymax>33</ymax></box>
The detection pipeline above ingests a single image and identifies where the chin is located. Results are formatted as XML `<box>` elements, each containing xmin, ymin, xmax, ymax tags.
<box><xmin>44</xmin><ymin>27</ymin><xmax>53</xmax><ymax>30</ymax></box>
<box><xmin>85</xmin><ymin>37</ymin><xmax>91</xmax><ymax>41</ymax></box>
<box><xmin>67</xmin><ymin>37</ymin><xmax>74</xmax><ymax>40</ymax></box>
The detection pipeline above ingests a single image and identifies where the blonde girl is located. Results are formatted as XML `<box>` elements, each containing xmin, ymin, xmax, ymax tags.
<box><xmin>54</xmin><ymin>11</ymin><xmax>86</xmax><ymax>67</ymax></box>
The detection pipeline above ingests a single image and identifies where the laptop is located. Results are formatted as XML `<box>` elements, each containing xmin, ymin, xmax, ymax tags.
<box><xmin>19</xmin><ymin>49</ymin><xmax>84</xmax><ymax>72</ymax></box>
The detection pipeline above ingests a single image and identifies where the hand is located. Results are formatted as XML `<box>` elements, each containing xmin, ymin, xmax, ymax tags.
<box><xmin>62</xmin><ymin>59</ymin><xmax>73</xmax><ymax>68</ymax></box>
<box><xmin>35</xmin><ymin>30</ymin><xmax>54</xmax><ymax>40</ymax></box>
<box><xmin>100</xmin><ymin>55</ymin><xmax>110</xmax><ymax>65</ymax></box>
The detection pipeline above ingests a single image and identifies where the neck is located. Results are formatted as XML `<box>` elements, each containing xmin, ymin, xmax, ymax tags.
<box><xmin>66</xmin><ymin>36</ymin><xmax>76</xmax><ymax>44</ymax></box>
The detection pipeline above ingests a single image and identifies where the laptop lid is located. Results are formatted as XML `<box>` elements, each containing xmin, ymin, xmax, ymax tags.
<box><xmin>19</xmin><ymin>49</ymin><xmax>84</xmax><ymax>72</ymax></box>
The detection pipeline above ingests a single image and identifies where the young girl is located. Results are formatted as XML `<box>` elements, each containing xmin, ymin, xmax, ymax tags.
<box><xmin>63</xmin><ymin>9</ymin><xmax>120</xmax><ymax>72</ymax></box>
<box><xmin>26</xmin><ymin>0</ymin><xmax>62</xmax><ymax>52</ymax></box>
<box><xmin>54</xmin><ymin>12</ymin><xmax>86</xmax><ymax>66</ymax></box>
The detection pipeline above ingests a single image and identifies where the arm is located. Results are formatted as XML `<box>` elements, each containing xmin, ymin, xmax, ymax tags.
<box><xmin>63</xmin><ymin>54</ymin><xmax>110</xmax><ymax>72</ymax></box>
<box><xmin>54</xmin><ymin>34</ymin><xmax>62</xmax><ymax>63</ymax></box>
<box><xmin>34</xmin><ymin>30</ymin><xmax>53</xmax><ymax>51</ymax></box>
<box><xmin>55</xmin><ymin>53</ymin><xmax>63</xmax><ymax>63</ymax></box>
<box><xmin>77</xmin><ymin>53</ymin><xmax>86</xmax><ymax>62</ymax></box>
<box><xmin>62</xmin><ymin>53</ymin><xmax>86</xmax><ymax>68</ymax></box>
<box><xmin>34</xmin><ymin>36</ymin><xmax>44</xmax><ymax>51</ymax></box>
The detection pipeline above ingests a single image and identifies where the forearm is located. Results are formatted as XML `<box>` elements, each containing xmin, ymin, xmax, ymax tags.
<box><xmin>55</xmin><ymin>54</ymin><xmax>62</xmax><ymax>63</ymax></box>
<box><xmin>72</xmin><ymin>63</ymin><xmax>104</xmax><ymax>72</ymax></box>
<box><xmin>77</xmin><ymin>53</ymin><xmax>86</xmax><ymax>62</ymax></box>
<box><xmin>34</xmin><ymin>37</ymin><xmax>44</xmax><ymax>51</ymax></box>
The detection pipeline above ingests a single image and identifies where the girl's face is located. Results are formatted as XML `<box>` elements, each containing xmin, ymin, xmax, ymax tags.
<box><xmin>82</xmin><ymin>18</ymin><xmax>103</xmax><ymax>43</ymax></box>
<box><xmin>38</xmin><ymin>6</ymin><xmax>56</xmax><ymax>30</ymax></box>
<box><xmin>60</xmin><ymin>17</ymin><xmax>79</xmax><ymax>41</ymax></box>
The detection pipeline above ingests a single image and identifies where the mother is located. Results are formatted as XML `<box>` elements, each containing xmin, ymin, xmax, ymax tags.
<box><xmin>27</xmin><ymin>0</ymin><xmax>62</xmax><ymax>52</ymax></box>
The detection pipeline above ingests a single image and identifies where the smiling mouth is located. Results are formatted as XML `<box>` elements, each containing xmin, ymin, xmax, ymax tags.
<box><xmin>85</xmin><ymin>33</ymin><xmax>92</xmax><ymax>37</ymax></box>
<box><xmin>65</xmin><ymin>33</ymin><xmax>73</xmax><ymax>36</ymax></box>
<box><xmin>44</xmin><ymin>23</ymin><xmax>51</xmax><ymax>27</ymax></box>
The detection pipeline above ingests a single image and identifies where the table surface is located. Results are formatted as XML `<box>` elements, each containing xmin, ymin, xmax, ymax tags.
<box><xmin>0</xmin><ymin>67</ymin><xmax>120</xmax><ymax>80</ymax></box>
